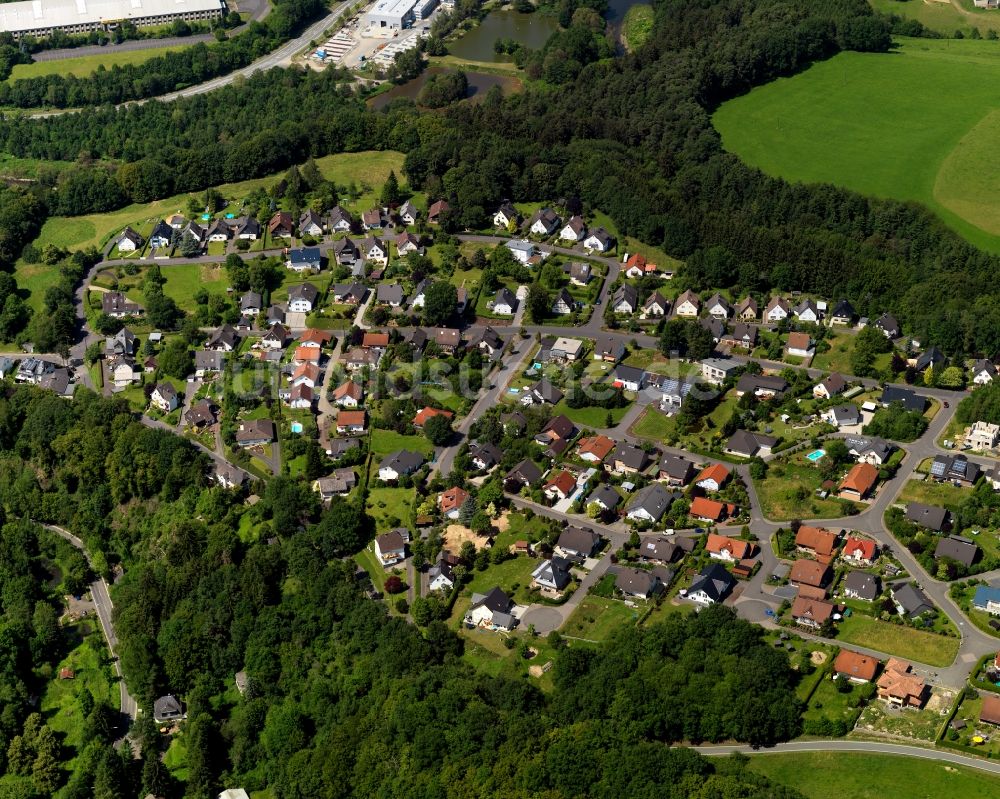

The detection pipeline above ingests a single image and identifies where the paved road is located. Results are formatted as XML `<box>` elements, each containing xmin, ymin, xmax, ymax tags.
<box><xmin>31</xmin><ymin>35</ymin><xmax>214</xmax><ymax>62</ymax></box>
<box><xmin>40</xmin><ymin>523</ymin><xmax>138</xmax><ymax>723</ymax></box>
<box><xmin>695</xmin><ymin>740</ymin><xmax>1000</xmax><ymax>774</ymax></box>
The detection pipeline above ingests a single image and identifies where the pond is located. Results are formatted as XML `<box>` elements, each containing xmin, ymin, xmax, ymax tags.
<box><xmin>369</xmin><ymin>67</ymin><xmax>522</xmax><ymax>109</ymax></box>
<box><xmin>447</xmin><ymin>10</ymin><xmax>559</xmax><ymax>62</ymax></box>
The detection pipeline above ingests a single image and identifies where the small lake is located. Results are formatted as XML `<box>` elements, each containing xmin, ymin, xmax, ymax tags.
<box><xmin>447</xmin><ymin>10</ymin><xmax>559</xmax><ymax>62</ymax></box>
<box><xmin>369</xmin><ymin>67</ymin><xmax>522</xmax><ymax>109</ymax></box>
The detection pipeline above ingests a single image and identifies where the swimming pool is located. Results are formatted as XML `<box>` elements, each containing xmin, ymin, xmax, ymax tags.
<box><xmin>290</xmin><ymin>421</ymin><xmax>303</xmax><ymax>434</ymax></box>
<box><xmin>805</xmin><ymin>449</ymin><xmax>825</xmax><ymax>462</ymax></box>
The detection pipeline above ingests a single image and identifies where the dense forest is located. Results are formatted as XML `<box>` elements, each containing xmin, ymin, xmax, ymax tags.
<box><xmin>0</xmin><ymin>0</ymin><xmax>997</xmax><ymax>354</ymax></box>
<box><xmin>0</xmin><ymin>385</ymin><xmax>806</xmax><ymax>797</ymax></box>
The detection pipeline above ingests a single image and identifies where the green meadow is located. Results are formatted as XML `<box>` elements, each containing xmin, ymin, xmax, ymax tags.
<box><xmin>712</xmin><ymin>37</ymin><xmax>1000</xmax><ymax>251</ymax></box>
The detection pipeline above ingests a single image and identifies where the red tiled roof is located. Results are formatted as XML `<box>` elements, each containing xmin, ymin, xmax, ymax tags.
<box><xmin>834</xmin><ymin>649</ymin><xmax>879</xmax><ymax>682</ymax></box>
<box><xmin>695</xmin><ymin>463</ymin><xmax>730</xmax><ymax>488</ymax></box>
<box><xmin>413</xmin><ymin>407</ymin><xmax>454</xmax><ymax>427</ymax></box>
<box><xmin>705</xmin><ymin>533</ymin><xmax>750</xmax><ymax>559</ymax></box>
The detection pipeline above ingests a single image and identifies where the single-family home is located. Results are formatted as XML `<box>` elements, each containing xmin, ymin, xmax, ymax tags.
<box><xmin>333</xmin><ymin>238</ymin><xmax>360</xmax><ymax>268</ymax></box>
<box><xmin>470</xmin><ymin>442</ymin><xmax>502</xmax><ymax>471</ymax></box>
<box><xmin>505</xmin><ymin>459</ymin><xmax>543</xmax><ymax>491</ymax></box>
<box><xmin>493</xmin><ymin>202</ymin><xmax>519</xmax><ymax>229</ymax></box>
<box><xmin>583</xmin><ymin>228</ymin><xmax>613</xmax><ymax>252</ymax></box>
<box><xmin>375</xmin><ymin>530</ymin><xmax>407</xmax><ymax>566</ymax></box>
<box><xmin>725</xmin><ymin>429</ymin><xmax>778</xmax><ymax>459</ymax></box>
<box><xmin>700</xmin><ymin>357</ymin><xmax>742</xmax><ymax>384</ymax></box>
<box><xmin>235</xmin><ymin>418</ymin><xmax>275</xmax><ymax>447</ymax></box>
<box><xmin>313</xmin><ymin>468</ymin><xmax>358</xmax><ymax>501</ymax></box>
<box><xmin>467</xmin><ymin>326</ymin><xmax>505</xmax><ymax>358</ymax></box>
<box><xmin>972</xmin><ymin>585</ymin><xmax>1000</xmax><ymax>615</ymax></box>
<box><xmin>967</xmin><ymin>420</ymin><xmax>1000</xmax><ymax>450</ymax></box>
<box><xmin>206</xmin><ymin>219</ymin><xmax>232</xmax><ymax>243</ymax></box>
<box><xmin>613</xmin><ymin>364</ymin><xmax>645</xmax><ymax>392</ymax></box>
<box><xmin>706</xmin><ymin>293</ymin><xmax>731</xmax><ymax>320</ymax></box>
<box><xmin>930</xmin><ymin>453</ymin><xmax>981</xmax><ymax>486</ymax></box>
<box><xmin>905</xmin><ymin>502</ymin><xmax>951</xmax><ymax>532</ymax></box>
<box><xmin>879</xmin><ymin>385</ymin><xmax>925</xmax><ymax>413</ymax></box>
<box><xmin>193</xmin><ymin>350</ymin><xmax>225</xmax><ymax>378</ymax></box>
<box><xmin>361</xmin><ymin>208</ymin><xmax>382</xmax><ymax>231</ymax></box>
<box><xmin>532</xmin><ymin>557</ymin><xmax>573</xmax><ymax>592</ymax></box>
<box><xmin>834</xmin><ymin>650</ymin><xmax>879</xmax><ymax>683</ymax></box>
<box><xmin>695</xmin><ymin>463</ymin><xmax>730</xmax><ymax>492</ymax></box>
<box><xmin>658</xmin><ymin>454</ymin><xmax>697</xmax><ymax>486</ymax></box>
<box><xmin>830</xmin><ymin>299</ymin><xmax>856</xmax><ymax>326</ymax></box>
<box><xmin>505</xmin><ymin>239</ymin><xmax>537</xmax><ymax>264</ymax></box>
<box><xmin>593</xmin><ymin>334</ymin><xmax>626</xmax><ymax>363</ymax></box>
<box><xmin>396</xmin><ymin>231</ymin><xmax>422</xmax><ymax>256</ymax></box>
<box><xmin>623</xmin><ymin>253</ymin><xmax>661</xmax><ymax>279</ymax></box>
<box><xmin>438</xmin><ymin>486</ymin><xmax>470</xmax><ymax>520</ymax></box>
<box><xmin>720</xmin><ymin>323</ymin><xmax>758</xmax><ymax>350</ymax></box>
<box><xmin>814</xmin><ymin>372</ymin><xmax>847</xmax><ymax>399</ymax></box>
<box><xmin>612</xmin><ymin>284</ymin><xmax>638</xmax><ymax>315</ymax></box>
<box><xmin>101</xmin><ymin>291</ymin><xmax>143</xmax><ymax>318</ymax></box>
<box><xmin>184</xmin><ymin>398</ymin><xmax>216</xmax><ymax>428</ymax></box>
<box><xmin>842</xmin><ymin>570</ymin><xmax>880</xmax><ymax>602</ymax></box>
<box><xmin>362</xmin><ymin>237</ymin><xmax>389</xmax><ymax>265</ymax></box>
<box><xmin>842</xmin><ymin>536</ymin><xmax>877</xmax><ymax>566</ymax></box>
<box><xmin>688</xmin><ymin>563</ymin><xmax>735</xmax><ymax>605</ymax></box>
<box><xmin>877</xmin><ymin>659</ymin><xmax>926</xmax><ymax>707</ymax></box>
<box><xmin>428</xmin><ymin>200</ymin><xmax>452</xmax><ymax>225</ymax></box>
<box><xmin>874</xmin><ymin>312</ymin><xmax>901</xmax><ymax>339</ymax></box>
<box><xmin>268</xmin><ymin>211</ymin><xmax>294</xmax><ymax>239</ymax></box>
<box><xmin>844</xmin><ymin>435</ymin><xmax>896</xmax><ymax>466</ymax></box>
<box><xmin>235</xmin><ymin>217</ymin><xmax>260</xmax><ymax>241</ymax></box>
<box><xmin>412</xmin><ymin>406</ymin><xmax>454</xmax><ymax>429</ymax></box>
<box><xmin>934</xmin><ymin>535</ymin><xmax>978</xmax><ymax>568</ymax></box>
<box><xmin>150</xmin><ymin>382</ymin><xmax>179</xmax><ymax>413</ymax></box>
<box><xmin>299</xmin><ymin>209</ymin><xmax>325</xmax><ymax>237</ymax></box>
<box><xmin>689</xmin><ymin>496</ymin><xmax>734</xmax><ymax>523</ymax></box>
<box><xmin>626</xmin><ymin>483</ymin><xmax>677</xmax><ymax>523</ymax></box>
<box><xmin>640</xmin><ymin>291</ymin><xmax>670</xmax><ymax>319</ymax></box>
<box><xmin>891</xmin><ymin>583</ymin><xmax>934</xmax><ymax>618</ymax></box>
<box><xmin>789</xmin><ymin>559</ymin><xmax>830</xmax><ymax>590</ymax></box>
<box><xmin>577</xmin><ymin>434</ymin><xmax>616</xmax><ymax>464</ymax></box>
<box><xmin>523</xmin><ymin>379</ymin><xmax>564</xmax><ymax>406</ymax></box>
<box><xmin>559</xmin><ymin>215</ymin><xmax>586</xmax><ymax>242</ymax></box>
<box><xmin>636</xmin><ymin>536</ymin><xmax>682</xmax><ymax>565</ymax></box>
<box><xmin>398</xmin><ymin>201</ymin><xmax>418</xmax><ymax>226</ymax></box>
<box><xmin>790</xmin><ymin>596</ymin><xmax>834</xmax><ymax>629</ymax></box>
<box><xmin>328</xmin><ymin>206</ymin><xmax>354</xmax><ymax>233</ymax></box>
<box><xmin>335</xmin><ymin>409</ymin><xmax>366</xmax><ymax>434</ymax></box>
<box><xmin>551</xmin><ymin>288</ymin><xmax>575</xmax><ymax>315</ymax></box>
<box><xmin>378</xmin><ymin>450</ymin><xmax>425</xmax><ymax>481</ymax></box>
<box><xmin>153</xmin><ymin>695</ymin><xmax>184</xmax><ymax>723</ymax></box>
<box><xmin>735</xmin><ymin>373</ymin><xmax>788</xmax><ymax>399</ymax></box>
<box><xmin>466</xmin><ymin>587</ymin><xmax>516</xmax><ymax>630</ymax></box>
<box><xmin>555</xmin><ymin>526</ymin><xmax>601</xmax><ymax>560</ymax></box>
<box><xmin>287</xmin><ymin>247</ymin><xmax>322</xmax><ymax>273</ymax></box>
<box><xmin>492</xmin><ymin>287</ymin><xmax>517</xmax><ymax>316</ymax></box>
<box><xmin>795</xmin><ymin>525</ymin><xmax>840</xmax><ymax>562</ymax></box>
<box><xmin>611</xmin><ymin>442</ymin><xmax>649</xmax><ymax>475</ymax></box>
<box><xmin>205</xmin><ymin>325</ymin><xmax>239</xmax><ymax>352</ymax></box>
<box><xmin>428</xmin><ymin>552</ymin><xmax>459</xmax><ymax>592</ymax></box>
<box><xmin>586</xmin><ymin>484</ymin><xmax>621</xmax><ymax>512</ymax></box>
<box><xmin>972</xmin><ymin>359</ymin><xmax>998</xmax><ymax>385</ymax></box>
<box><xmin>543</xmin><ymin>470</ymin><xmax>577</xmax><ymax>502</ymax></box>
<box><xmin>116</xmin><ymin>226</ymin><xmax>144</xmax><ymax>252</ymax></box>
<box><xmin>914</xmin><ymin>346</ymin><xmax>946</xmax><ymax>373</ymax></box>
<box><xmin>564</xmin><ymin>261</ymin><xmax>592</xmax><ymax>286</ymax></box>
<box><xmin>764</xmin><ymin>296</ymin><xmax>790</xmax><ymax>322</ymax></box>
<box><xmin>615</xmin><ymin>568</ymin><xmax>663</xmax><ymax>600</ymax></box>
<box><xmin>150</xmin><ymin>219</ymin><xmax>173</xmax><ymax>249</ymax></box>
<box><xmin>786</xmin><ymin>332</ymin><xmax>814</xmax><ymax>358</ymax></box>
<box><xmin>430</xmin><ymin>327</ymin><xmax>462</xmax><ymax>354</ymax></box>
<box><xmin>332</xmin><ymin>380</ymin><xmax>364</xmax><ymax>408</ymax></box>
<box><xmin>794</xmin><ymin>299</ymin><xmax>820</xmax><ymax>323</ymax></box>
<box><xmin>528</xmin><ymin>207</ymin><xmax>560</xmax><ymax>236</ymax></box>
<box><xmin>735</xmin><ymin>297</ymin><xmax>758</xmax><ymax>321</ymax></box>
<box><xmin>673</xmin><ymin>289</ymin><xmax>701</xmax><ymax>318</ymax></box>
<box><xmin>705</xmin><ymin>533</ymin><xmax>751</xmax><ymax>562</ymax></box>
<box><xmin>822</xmin><ymin>404</ymin><xmax>861</xmax><ymax>428</ymax></box>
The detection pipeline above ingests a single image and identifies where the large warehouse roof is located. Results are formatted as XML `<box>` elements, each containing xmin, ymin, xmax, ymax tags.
<box><xmin>0</xmin><ymin>0</ymin><xmax>223</xmax><ymax>33</ymax></box>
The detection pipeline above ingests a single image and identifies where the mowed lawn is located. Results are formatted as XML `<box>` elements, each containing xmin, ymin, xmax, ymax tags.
<box><xmin>836</xmin><ymin>614</ymin><xmax>959</xmax><ymax>667</ymax></box>
<box><xmin>712</xmin><ymin>37</ymin><xmax>1000</xmax><ymax>251</ymax></box>
<box><xmin>9</xmin><ymin>46</ymin><xmax>187</xmax><ymax>82</ymax></box>
<box><xmin>745</xmin><ymin>752</ymin><xmax>1000</xmax><ymax>799</ymax></box>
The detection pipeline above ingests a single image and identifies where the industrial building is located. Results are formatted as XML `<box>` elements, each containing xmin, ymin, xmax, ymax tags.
<box><xmin>0</xmin><ymin>0</ymin><xmax>225</xmax><ymax>39</ymax></box>
<box><xmin>364</xmin><ymin>0</ymin><xmax>436</xmax><ymax>30</ymax></box>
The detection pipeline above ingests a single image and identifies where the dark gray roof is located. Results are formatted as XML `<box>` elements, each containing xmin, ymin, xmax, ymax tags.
<box><xmin>557</xmin><ymin>527</ymin><xmax>601</xmax><ymax>557</ymax></box>
<box><xmin>471</xmin><ymin>586</ymin><xmax>512</xmax><ymax>614</ymax></box>
<box><xmin>892</xmin><ymin>582</ymin><xmax>934</xmax><ymax>617</ymax></box>
<box><xmin>470</xmin><ymin>441</ymin><xmax>503</xmax><ymax>468</ymax></box>
<box><xmin>843</xmin><ymin>570</ymin><xmax>879</xmax><ymax>601</ymax></box>
<box><xmin>614</xmin><ymin>364</ymin><xmax>645</xmax><ymax>386</ymax></box>
<box><xmin>612</xmin><ymin>442</ymin><xmax>649</xmax><ymax>471</ymax></box>
<box><xmin>831</xmin><ymin>299</ymin><xmax>856</xmax><ymax>319</ymax></box>
<box><xmin>587</xmin><ymin>484</ymin><xmax>621</xmax><ymax>509</ymax></box>
<box><xmin>154</xmin><ymin>694</ymin><xmax>183</xmax><ymax>719</ymax></box>
<box><xmin>288</xmin><ymin>282</ymin><xmax>319</xmax><ymax>305</ymax></box>
<box><xmin>594</xmin><ymin>334</ymin><xmax>626</xmax><ymax>360</ymax></box>
<box><xmin>506</xmin><ymin>459</ymin><xmax>542</xmax><ymax>487</ymax></box>
<box><xmin>637</xmin><ymin>536</ymin><xmax>681</xmax><ymax>563</ymax></box>
<box><xmin>689</xmin><ymin>563</ymin><xmax>735</xmax><ymax>602</ymax></box>
<box><xmin>736</xmin><ymin>373</ymin><xmax>788</xmax><ymax>395</ymax></box>
<box><xmin>531</xmin><ymin>379</ymin><xmax>564</xmax><ymax>404</ymax></box>
<box><xmin>934</xmin><ymin>535</ymin><xmax>978</xmax><ymax>568</ymax></box>
<box><xmin>377</xmin><ymin>283</ymin><xmax>405</xmax><ymax>305</ymax></box>
<box><xmin>875</xmin><ymin>313</ymin><xmax>900</xmax><ymax>337</ymax></box>
<box><xmin>659</xmin><ymin>454</ymin><xmax>696</xmax><ymax>482</ymax></box>
<box><xmin>915</xmin><ymin>346</ymin><xmax>945</xmax><ymax>372</ymax></box>
<box><xmin>930</xmin><ymin>454</ymin><xmax>980</xmax><ymax>484</ymax></box>
<box><xmin>880</xmin><ymin>385</ymin><xmax>925</xmax><ymax>413</ymax></box>
<box><xmin>612</xmin><ymin>284</ymin><xmax>638</xmax><ymax>309</ymax></box>
<box><xmin>380</xmin><ymin>450</ymin><xmax>425</xmax><ymax>475</ymax></box>
<box><xmin>615</xmin><ymin>567</ymin><xmax>660</xmax><ymax>597</ymax></box>
<box><xmin>905</xmin><ymin>502</ymin><xmax>950</xmax><ymax>531</ymax></box>
<box><xmin>626</xmin><ymin>483</ymin><xmax>678</xmax><ymax>521</ymax></box>
<box><xmin>726</xmin><ymin>429</ymin><xmax>778</xmax><ymax>457</ymax></box>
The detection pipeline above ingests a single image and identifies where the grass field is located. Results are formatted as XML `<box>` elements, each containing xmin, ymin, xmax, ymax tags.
<box><xmin>366</xmin><ymin>486</ymin><xmax>414</xmax><ymax>532</ymax></box>
<box><xmin>744</xmin><ymin>752</ymin><xmax>1000</xmax><ymax>799</ymax></box>
<box><xmin>369</xmin><ymin>428</ymin><xmax>434</xmax><ymax>458</ymax></box>
<box><xmin>552</xmin><ymin>399</ymin><xmax>632</xmax><ymax>428</ymax></box>
<box><xmin>897</xmin><ymin>477</ymin><xmax>971</xmax><ymax>509</ymax></box>
<box><xmin>754</xmin><ymin>457</ymin><xmax>853</xmax><ymax>521</ymax></box>
<box><xmin>562</xmin><ymin>596</ymin><xmax>641</xmax><ymax>641</ymax></box>
<box><xmin>869</xmin><ymin>0</ymin><xmax>1000</xmax><ymax>36</ymax></box>
<box><xmin>712</xmin><ymin>37</ymin><xmax>1000</xmax><ymax>251</ymax></box>
<box><xmin>836</xmin><ymin>614</ymin><xmax>959</xmax><ymax>666</ymax></box>
<box><xmin>10</xmin><ymin>46</ymin><xmax>186</xmax><ymax>82</ymax></box>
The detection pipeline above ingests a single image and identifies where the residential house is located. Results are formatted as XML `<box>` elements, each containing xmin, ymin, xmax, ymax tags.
<box><xmin>795</xmin><ymin>526</ymin><xmax>840</xmax><ymax>563</ymax></box>
<box><xmin>612</xmin><ymin>442</ymin><xmax>649</xmax><ymax>475</ymax></box>
<box><xmin>335</xmin><ymin>409</ymin><xmax>366</xmax><ymax>435</ymax></box>
<box><xmin>583</xmin><ymin>228</ymin><xmax>614</xmax><ymax>252</ymax></box>
<box><xmin>814</xmin><ymin>372</ymin><xmax>847</xmax><ymax>399</ymax></box>
<box><xmin>623</xmin><ymin>253</ymin><xmax>661</xmax><ymax>279</ymax></box>
<box><xmin>312</xmin><ymin>468</ymin><xmax>358</xmax><ymax>501</ymax></box>
<box><xmin>877</xmin><ymin>659</ymin><xmax>926</xmax><ymax>707</ymax></box>
<box><xmin>720</xmin><ymin>323</ymin><xmax>757</xmax><ymax>350</ymax></box>
<box><xmin>637</xmin><ymin>536</ymin><xmax>682</xmax><ymax>565</ymax></box>
<box><xmin>505</xmin><ymin>239</ymin><xmax>538</xmax><ymax>265</ymax></box>
<box><xmin>328</xmin><ymin>206</ymin><xmax>354</xmax><ymax>233</ymax></box>
<box><xmin>396</xmin><ymin>232</ymin><xmax>422</xmax><ymax>256</ymax></box>
<box><xmin>543</xmin><ymin>470</ymin><xmax>577</xmax><ymax>502</ymax></box>
<box><xmin>467</xmin><ymin>326</ymin><xmax>504</xmax><ymax>359</ymax></box>
<box><xmin>689</xmin><ymin>496</ymin><xmax>734</xmax><ymax>523</ymax></box>
<box><xmin>235</xmin><ymin>419</ymin><xmax>274</xmax><ymax>447</ymax></box>
<box><xmin>586</xmin><ymin>484</ymin><xmax>621</xmax><ymax>512</ymax></box>
<box><xmin>116</xmin><ymin>226</ymin><xmax>144</xmax><ymax>252</ymax></box>
<box><xmin>193</xmin><ymin>350</ymin><xmax>225</xmax><ymax>378</ymax></box>
<box><xmin>299</xmin><ymin>328</ymin><xmax>332</xmax><ymax>348</ymax></box>
<box><xmin>688</xmin><ymin>563</ymin><xmax>735</xmax><ymax>605</ymax></box>
<box><xmin>505</xmin><ymin>459</ymin><xmax>543</xmax><ymax>491</ymax></box>
<box><xmin>789</xmin><ymin>559</ymin><xmax>830</xmax><ymax>590</ymax></box>
<box><xmin>108</xmin><ymin>357</ymin><xmax>139</xmax><ymax>388</ymax></box>
<box><xmin>428</xmin><ymin>552</ymin><xmax>459</xmax><ymax>592</ymax></box>
<box><xmin>375</xmin><ymin>283</ymin><xmax>405</xmax><ymax>308</ymax></box>
<box><xmin>626</xmin><ymin>483</ymin><xmax>677</xmax><ymax>523</ymax></box>
<box><xmin>466</xmin><ymin>587</ymin><xmax>516</xmax><ymax>630</ymax></box>
<box><xmin>206</xmin><ymin>220</ymin><xmax>232</xmax><ymax>243</ymax></box>
<box><xmin>285</xmin><ymin>383</ymin><xmax>313</xmax><ymax>410</ymax></box>
<box><xmin>214</xmin><ymin>463</ymin><xmax>246</xmax><ymax>490</ymax></box>
<box><xmin>235</xmin><ymin>217</ymin><xmax>260</xmax><ymax>241</ymax></box>
<box><xmin>361</xmin><ymin>208</ymin><xmax>382</xmax><ymax>230</ymax></box>
<box><xmin>905</xmin><ymin>502</ymin><xmax>951</xmax><ymax>532</ymax></box>
<box><xmin>838</xmin><ymin>463</ymin><xmax>879</xmax><ymax>500</ymax></box>
<box><xmin>695</xmin><ymin>463</ymin><xmax>730</xmax><ymax>492</ymax></box>
<box><xmin>794</xmin><ymin>299</ymin><xmax>820</xmax><ymax>323</ymax></box>
<box><xmin>427</xmin><ymin>200</ymin><xmax>451</xmax><ymax>225</ymax></box>
<box><xmin>930</xmin><ymin>453</ymin><xmax>981</xmax><ymax>486</ymax></box>
<box><xmin>287</xmin><ymin>247</ymin><xmax>322</xmax><ymax>273</ymax></box>
<box><xmin>640</xmin><ymin>291</ymin><xmax>669</xmax><ymax>319</ymax></box>
<box><xmin>205</xmin><ymin>325</ymin><xmax>239</xmax><ymax>352</ymax></box>
<box><xmin>149</xmin><ymin>219</ymin><xmax>173</xmax><ymax>249</ymax></box>
<box><xmin>843</xmin><ymin>571</ymin><xmax>880</xmax><ymax>602</ymax></box>
<box><xmin>378</xmin><ymin>450</ymin><xmax>425</xmax><ymax>481</ymax></box>
<box><xmin>705</xmin><ymin>534</ymin><xmax>751</xmax><ymax>562</ymax></box>
<box><xmin>532</xmin><ymin>557</ymin><xmax>573</xmax><ymax>591</ymax></box>
<box><xmin>891</xmin><ymin>583</ymin><xmax>935</xmax><ymax>618</ymax></box>
<box><xmin>706</xmin><ymin>293</ymin><xmax>731</xmax><ymax>320</ymax></box>
<box><xmin>701</xmin><ymin>316</ymin><xmax>724</xmax><ymax>343</ymax></box>
<box><xmin>527</xmin><ymin>207</ymin><xmax>560</xmax><ymax>236</ymax></box>
<box><xmin>981</xmin><ymin>695</ymin><xmax>1000</xmax><ymax>727</ymax></box>
<box><xmin>523</xmin><ymin>378</ymin><xmax>564</xmax><ymax>406</ymax></box>
<box><xmin>735</xmin><ymin>373</ymin><xmax>787</xmax><ymax>398</ymax></box>
<box><xmin>577</xmin><ymin>434</ymin><xmax>616</xmax><ymax>464</ymax></box>
<box><xmin>398</xmin><ymin>201</ymin><xmax>418</xmax><ymax>226</ymax></box>
<box><xmin>429</xmin><ymin>328</ymin><xmax>462</xmax><ymax>354</ymax></box>
<box><xmin>361</xmin><ymin>332</ymin><xmax>389</xmax><ymax>351</ymax></box>
<box><xmin>613</xmin><ymin>364</ymin><xmax>645</xmax><ymax>392</ymax></box>
<box><xmin>470</xmin><ymin>442</ymin><xmax>502</xmax><ymax>471</ymax></box>
<box><xmin>150</xmin><ymin>383</ymin><xmax>179</xmax><ymax>413</ymax></box>
<box><xmin>834</xmin><ymin>650</ymin><xmax>879</xmax><ymax>683</ymax></box>
<box><xmin>822</xmin><ymin>404</ymin><xmax>861</xmax><ymax>428</ymax></box>
<box><xmin>101</xmin><ymin>291</ymin><xmax>143</xmax><ymax>318</ymax></box>
<box><xmin>725</xmin><ymin>429</ymin><xmax>778</xmax><ymax>458</ymax></box>
<box><xmin>647</xmin><ymin>374</ymin><xmax>695</xmax><ymax>411</ymax></box>
<box><xmin>551</xmin><ymin>288</ymin><xmax>575</xmax><ymax>315</ymax></box>
<box><xmin>299</xmin><ymin>209</ymin><xmax>324</xmax><ymax>237</ymax></box>
<box><xmin>874</xmin><ymin>313</ymin><xmax>901</xmax><ymax>339</ymax></box>
<box><xmin>972</xmin><ymin>585</ymin><xmax>1000</xmax><ymax>615</ymax></box>
<box><xmin>552</xmin><ymin>527</ymin><xmax>601</xmax><ymax>561</ymax></box>
<box><xmin>972</xmin><ymin>359</ymin><xmax>997</xmax><ymax>386</ymax></box>
<box><xmin>106</xmin><ymin>327</ymin><xmax>138</xmax><ymax>357</ymax></box>
<box><xmin>764</xmin><ymin>296</ymin><xmax>790</xmax><ymax>322</ymax></box>
<box><xmin>374</xmin><ymin>530</ymin><xmax>407</xmax><ymax>566</ymax></box>
<box><xmin>333</xmin><ymin>283</ymin><xmax>367</xmax><ymax>305</ymax></box>
<box><xmin>845</xmin><ymin>435</ymin><xmax>896</xmax><ymax>467</ymax></box>
<box><xmin>700</xmin><ymin>357</ymin><xmax>742</xmax><ymax>384</ymax></box>
<box><xmin>934</xmin><ymin>535</ymin><xmax>978</xmax><ymax>568</ymax></box>
<box><xmin>968</xmin><ymin>420</ymin><xmax>1000</xmax><ymax>450</ymax></box>
<box><xmin>292</xmin><ymin>346</ymin><xmax>321</xmax><ymax>367</ymax></box>
<box><xmin>786</xmin><ymin>332</ymin><xmax>814</xmax><ymax>358</ymax></box>
<box><xmin>879</xmin><ymin>385</ymin><xmax>925</xmax><ymax>413</ymax></box>
<box><xmin>333</xmin><ymin>237</ymin><xmax>360</xmax><ymax>266</ymax></box>
<box><xmin>565</xmin><ymin>261</ymin><xmax>592</xmax><ymax>286</ymax></box>
<box><xmin>790</xmin><ymin>596</ymin><xmax>834</xmax><ymax>629</ymax></box>
<box><xmin>612</xmin><ymin>284</ymin><xmax>638</xmax><ymax>315</ymax></box>
<box><xmin>914</xmin><ymin>346</ymin><xmax>946</xmax><ymax>373</ymax></box>
<box><xmin>615</xmin><ymin>568</ymin><xmax>663</xmax><ymax>600</ymax></box>
<box><xmin>735</xmin><ymin>297</ymin><xmax>758</xmax><ymax>320</ymax></box>
<box><xmin>558</xmin><ymin>215</ymin><xmax>586</xmax><ymax>242</ymax></box>
<box><xmin>240</xmin><ymin>291</ymin><xmax>263</xmax><ymax>316</ymax></box>
<box><xmin>493</xmin><ymin>202</ymin><xmax>519</xmax><ymax>229</ymax></box>
<box><xmin>658</xmin><ymin>454</ymin><xmax>697</xmax><ymax>486</ymax></box>
<box><xmin>153</xmin><ymin>695</ymin><xmax>184</xmax><ymax>723</ymax></box>
<box><xmin>362</xmin><ymin>237</ymin><xmax>389</xmax><ymax>265</ymax></box>
<box><xmin>438</xmin><ymin>486</ymin><xmax>470</xmax><ymax>520</ymax></box>
<box><xmin>842</xmin><ymin>536</ymin><xmax>877</xmax><ymax>566</ymax></box>
<box><xmin>268</xmin><ymin>211</ymin><xmax>294</xmax><ymax>239</ymax></box>
<box><xmin>291</xmin><ymin>362</ymin><xmax>320</xmax><ymax>388</ymax></box>
<box><xmin>412</xmin><ymin>406</ymin><xmax>454</xmax><ymax>428</ymax></box>
<box><xmin>830</xmin><ymin>299</ymin><xmax>856</xmax><ymax>326</ymax></box>
<box><xmin>673</xmin><ymin>289</ymin><xmax>701</xmax><ymax>318</ymax></box>
<box><xmin>184</xmin><ymin>398</ymin><xmax>216</xmax><ymax>428</ymax></box>
<box><xmin>493</xmin><ymin>287</ymin><xmax>517</xmax><ymax>315</ymax></box>
<box><xmin>594</xmin><ymin>335</ymin><xmax>626</xmax><ymax>363</ymax></box>
<box><xmin>549</xmin><ymin>336</ymin><xmax>584</xmax><ymax>361</ymax></box>
<box><xmin>332</xmin><ymin>380</ymin><xmax>364</xmax><ymax>408</ymax></box>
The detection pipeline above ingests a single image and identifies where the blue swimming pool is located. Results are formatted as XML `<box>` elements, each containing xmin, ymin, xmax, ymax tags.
<box><xmin>290</xmin><ymin>422</ymin><xmax>303</xmax><ymax>434</ymax></box>
<box><xmin>806</xmin><ymin>449</ymin><xmax>825</xmax><ymax>462</ymax></box>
